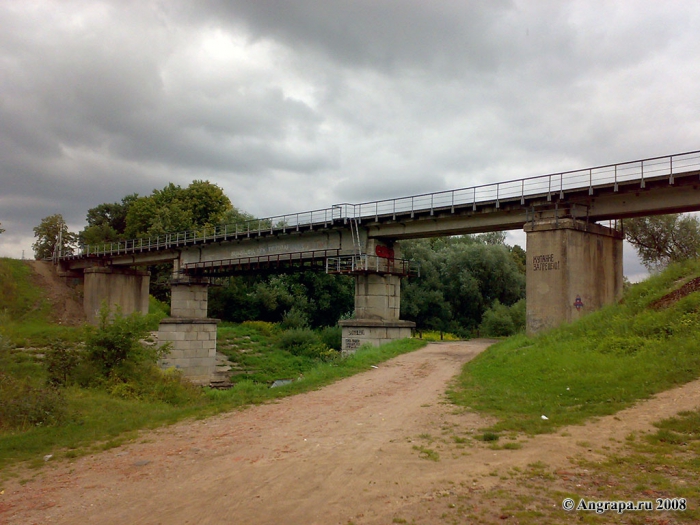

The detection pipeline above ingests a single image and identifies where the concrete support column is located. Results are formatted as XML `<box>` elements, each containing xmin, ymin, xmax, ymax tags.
<box><xmin>158</xmin><ymin>318</ymin><xmax>220</xmax><ymax>385</ymax></box>
<box><xmin>339</xmin><ymin>249</ymin><xmax>415</xmax><ymax>354</ymax></box>
<box><xmin>170</xmin><ymin>282</ymin><xmax>209</xmax><ymax>318</ymax></box>
<box><xmin>83</xmin><ymin>267</ymin><xmax>150</xmax><ymax>324</ymax></box>
<box><xmin>354</xmin><ymin>273</ymin><xmax>401</xmax><ymax>320</ymax></box>
<box><xmin>158</xmin><ymin>277</ymin><xmax>218</xmax><ymax>385</ymax></box>
<box><xmin>524</xmin><ymin>218</ymin><xmax>623</xmax><ymax>335</ymax></box>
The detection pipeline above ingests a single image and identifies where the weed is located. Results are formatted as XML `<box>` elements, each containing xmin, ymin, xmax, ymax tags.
<box><xmin>412</xmin><ymin>445</ymin><xmax>440</xmax><ymax>461</ymax></box>
<box><xmin>501</xmin><ymin>442</ymin><xmax>522</xmax><ymax>450</ymax></box>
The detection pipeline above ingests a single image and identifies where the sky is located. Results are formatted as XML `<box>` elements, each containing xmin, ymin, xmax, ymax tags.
<box><xmin>2</xmin><ymin>1</ymin><xmax>699</xmax><ymax>281</ymax></box>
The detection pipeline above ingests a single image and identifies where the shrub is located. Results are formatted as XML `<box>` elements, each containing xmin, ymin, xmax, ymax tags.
<box><xmin>279</xmin><ymin>306</ymin><xmax>310</xmax><ymax>330</ymax></box>
<box><xmin>148</xmin><ymin>295</ymin><xmax>170</xmax><ymax>317</ymax></box>
<box><xmin>0</xmin><ymin>372</ymin><xmax>67</xmax><ymax>430</ymax></box>
<box><xmin>84</xmin><ymin>306</ymin><xmax>164</xmax><ymax>381</ymax></box>
<box><xmin>318</xmin><ymin>325</ymin><xmax>342</xmax><ymax>350</ymax></box>
<box><xmin>278</xmin><ymin>328</ymin><xmax>319</xmax><ymax>355</ymax></box>
<box><xmin>45</xmin><ymin>339</ymin><xmax>81</xmax><ymax>386</ymax></box>
<box><xmin>241</xmin><ymin>320</ymin><xmax>277</xmax><ymax>336</ymax></box>
<box><xmin>479</xmin><ymin>299</ymin><xmax>525</xmax><ymax>337</ymax></box>
<box><xmin>277</xmin><ymin>328</ymin><xmax>339</xmax><ymax>360</ymax></box>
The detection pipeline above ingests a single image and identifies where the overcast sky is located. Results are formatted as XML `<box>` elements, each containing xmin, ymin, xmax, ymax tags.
<box><xmin>2</xmin><ymin>1</ymin><xmax>699</xmax><ymax>280</ymax></box>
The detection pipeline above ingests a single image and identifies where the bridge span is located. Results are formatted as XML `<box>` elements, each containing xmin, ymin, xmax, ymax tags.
<box><xmin>58</xmin><ymin>150</ymin><xmax>700</xmax><ymax>383</ymax></box>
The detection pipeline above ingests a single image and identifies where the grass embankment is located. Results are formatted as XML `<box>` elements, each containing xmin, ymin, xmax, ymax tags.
<box><xmin>0</xmin><ymin>258</ymin><xmax>426</xmax><ymax>474</ymax></box>
<box><xmin>0</xmin><ymin>259</ymin><xmax>82</xmax><ymax>346</ymax></box>
<box><xmin>449</xmin><ymin>259</ymin><xmax>700</xmax><ymax>435</ymax></box>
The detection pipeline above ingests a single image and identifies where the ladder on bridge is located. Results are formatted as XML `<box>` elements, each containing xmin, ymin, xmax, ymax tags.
<box><xmin>349</xmin><ymin>217</ymin><xmax>362</xmax><ymax>256</ymax></box>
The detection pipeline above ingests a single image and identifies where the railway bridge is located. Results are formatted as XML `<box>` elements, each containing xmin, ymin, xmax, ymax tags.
<box><xmin>59</xmin><ymin>150</ymin><xmax>700</xmax><ymax>383</ymax></box>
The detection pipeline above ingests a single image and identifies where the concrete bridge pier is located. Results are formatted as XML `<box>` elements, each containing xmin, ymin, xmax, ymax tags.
<box><xmin>525</xmin><ymin>218</ymin><xmax>623</xmax><ymax>335</ymax></box>
<box><xmin>158</xmin><ymin>277</ymin><xmax>219</xmax><ymax>385</ymax></box>
<box><xmin>338</xmin><ymin>242</ymin><xmax>415</xmax><ymax>353</ymax></box>
<box><xmin>83</xmin><ymin>267</ymin><xmax>150</xmax><ymax>324</ymax></box>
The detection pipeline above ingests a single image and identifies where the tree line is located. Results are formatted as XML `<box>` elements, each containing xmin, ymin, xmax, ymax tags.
<box><xmin>27</xmin><ymin>180</ymin><xmax>700</xmax><ymax>335</ymax></box>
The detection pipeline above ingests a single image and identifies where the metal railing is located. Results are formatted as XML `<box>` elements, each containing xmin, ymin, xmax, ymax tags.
<box><xmin>63</xmin><ymin>149</ymin><xmax>700</xmax><ymax>261</ymax></box>
<box><xmin>326</xmin><ymin>254</ymin><xmax>420</xmax><ymax>277</ymax></box>
<box><xmin>181</xmin><ymin>249</ymin><xmax>340</xmax><ymax>275</ymax></box>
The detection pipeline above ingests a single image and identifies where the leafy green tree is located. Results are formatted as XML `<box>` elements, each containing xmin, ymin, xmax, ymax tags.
<box><xmin>222</xmin><ymin>206</ymin><xmax>256</xmax><ymax>227</ymax></box>
<box><xmin>32</xmin><ymin>214</ymin><xmax>77</xmax><ymax>260</ymax></box>
<box><xmin>124</xmin><ymin>180</ymin><xmax>232</xmax><ymax>238</ymax></box>
<box><xmin>624</xmin><ymin>214</ymin><xmax>700</xmax><ymax>271</ymax></box>
<box><xmin>509</xmin><ymin>244</ymin><xmax>526</xmax><ymax>274</ymax></box>
<box><xmin>184</xmin><ymin>180</ymin><xmax>233</xmax><ymax>227</ymax></box>
<box><xmin>400</xmin><ymin>236</ymin><xmax>525</xmax><ymax>333</ymax></box>
<box><xmin>79</xmin><ymin>194</ymin><xmax>138</xmax><ymax>245</ymax></box>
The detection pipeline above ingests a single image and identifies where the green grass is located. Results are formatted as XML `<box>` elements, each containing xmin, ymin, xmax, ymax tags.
<box><xmin>0</xmin><ymin>259</ymin><xmax>49</xmax><ymax>321</ymax></box>
<box><xmin>0</xmin><ymin>388</ymin><xmax>208</xmax><ymax>470</ymax></box>
<box><xmin>205</xmin><ymin>337</ymin><xmax>426</xmax><ymax>407</ymax></box>
<box><xmin>217</xmin><ymin>322</ymin><xmax>315</xmax><ymax>383</ymax></box>
<box><xmin>448</xmin><ymin>259</ymin><xmax>700</xmax><ymax>434</ymax></box>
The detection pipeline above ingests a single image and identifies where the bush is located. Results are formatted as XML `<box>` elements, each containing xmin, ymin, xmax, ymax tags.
<box><xmin>0</xmin><ymin>372</ymin><xmax>67</xmax><ymax>430</ymax></box>
<box><xmin>84</xmin><ymin>307</ymin><xmax>163</xmax><ymax>381</ymax></box>
<box><xmin>277</xmin><ymin>328</ymin><xmax>338</xmax><ymax>360</ymax></box>
<box><xmin>148</xmin><ymin>295</ymin><xmax>170</xmax><ymax>317</ymax></box>
<box><xmin>479</xmin><ymin>299</ymin><xmax>525</xmax><ymax>337</ymax></box>
<box><xmin>279</xmin><ymin>306</ymin><xmax>310</xmax><ymax>330</ymax></box>
<box><xmin>278</xmin><ymin>328</ymin><xmax>319</xmax><ymax>355</ymax></box>
<box><xmin>45</xmin><ymin>339</ymin><xmax>81</xmax><ymax>386</ymax></box>
<box><xmin>318</xmin><ymin>326</ymin><xmax>342</xmax><ymax>350</ymax></box>
<box><xmin>241</xmin><ymin>320</ymin><xmax>277</xmax><ymax>336</ymax></box>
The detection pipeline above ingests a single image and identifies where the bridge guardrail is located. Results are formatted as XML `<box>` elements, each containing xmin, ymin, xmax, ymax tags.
<box><xmin>61</xmin><ymin>150</ymin><xmax>700</xmax><ymax>261</ymax></box>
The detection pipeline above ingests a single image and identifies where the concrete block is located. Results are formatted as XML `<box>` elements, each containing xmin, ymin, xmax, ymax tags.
<box><xmin>386</xmin><ymin>328</ymin><xmax>406</xmax><ymax>339</ymax></box>
<box><xmin>196</xmin><ymin>331</ymin><xmax>212</xmax><ymax>341</ymax></box>
<box><xmin>366</xmin><ymin>283</ymin><xmax>390</xmax><ymax>296</ymax></box>
<box><xmin>170</xmin><ymin>358</ymin><xmax>190</xmax><ymax>368</ymax></box>
<box><xmin>166</xmin><ymin>350</ymin><xmax>186</xmax><ymax>360</ymax></box>
<box><xmin>192</xmin><ymin>349</ymin><xmax>209</xmax><ymax>359</ymax></box>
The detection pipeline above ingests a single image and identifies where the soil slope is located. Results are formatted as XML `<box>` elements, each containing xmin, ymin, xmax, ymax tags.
<box><xmin>27</xmin><ymin>261</ymin><xmax>85</xmax><ymax>325</ymax></box>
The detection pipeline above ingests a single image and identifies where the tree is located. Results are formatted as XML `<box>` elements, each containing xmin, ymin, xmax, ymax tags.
<box><xmin>400</xmin><ymin>236</ymin><xmax>525</xmax><ymax>333</ymax></box>
<box><xmin>623</xmin><ymin>214</ymin><xmax>700</xmax><ymax>271</ymax></box>
<box><xmin>124</xmin><ymin>180</ymin><xmax>232</xmax><ymax>239</ymax></box>
<box><xmin>0</xmin><ymin>222</ymin><xmax>4</xmax><ymax>235</ymax></box>
<box><xmin>79</xmin><ymin>194</ymin><xmax>138</xmax><ymax>245</ymax></box>
<box><xmin>32</xmin><ymin>214</ymin><xmax>77</xmax><ymax>260</ymax></box>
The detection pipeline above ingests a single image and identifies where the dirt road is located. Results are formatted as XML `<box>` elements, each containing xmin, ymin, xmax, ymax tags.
<box><xmin>3</xmin><ymin>340</ymin><xmax>700</xmax><ymax>525</ymax></box>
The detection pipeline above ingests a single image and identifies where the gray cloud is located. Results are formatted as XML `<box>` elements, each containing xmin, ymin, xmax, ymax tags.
<box><xmin>1</xmin><ymin>0</ymin><xmax>698</xmax><ymax>283</ymax></box>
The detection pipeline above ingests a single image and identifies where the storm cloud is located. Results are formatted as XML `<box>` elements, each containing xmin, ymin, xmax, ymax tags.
<box><xmin>1</xmin><ymin>1</ymin><xmax>698</xmax><ymax>280</ymax></box>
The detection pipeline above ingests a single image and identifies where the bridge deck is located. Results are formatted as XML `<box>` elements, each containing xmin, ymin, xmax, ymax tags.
<box><xmin>59</xmin><ymin>150</ymin><xmax>700</xmax><ymax>267</ymax></box>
